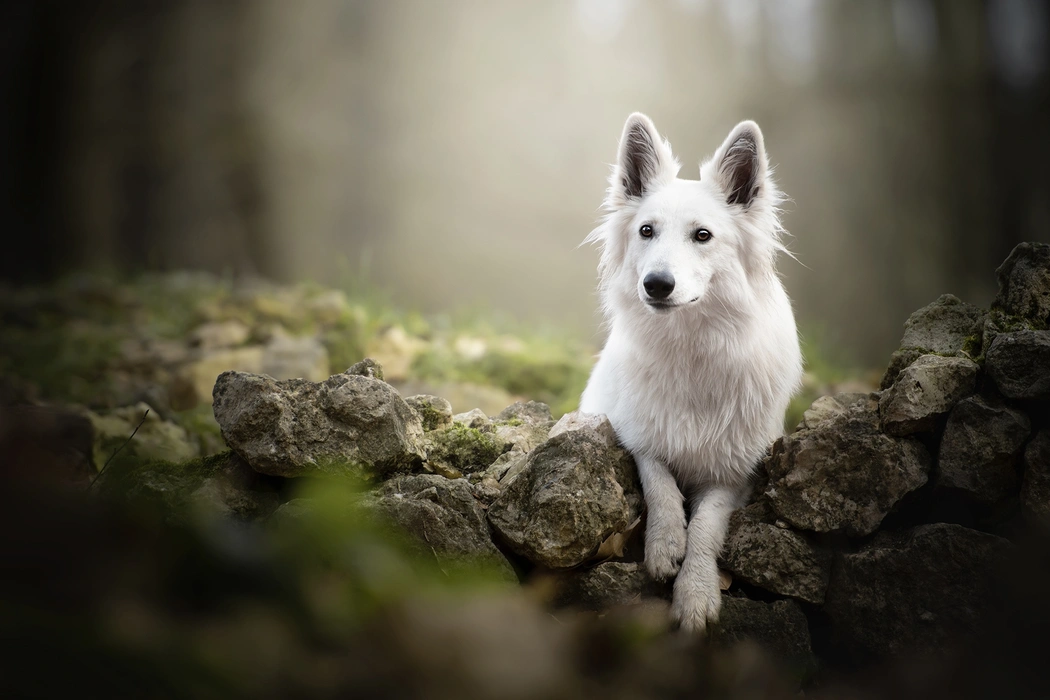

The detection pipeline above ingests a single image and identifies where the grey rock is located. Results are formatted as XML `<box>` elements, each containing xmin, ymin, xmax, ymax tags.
<box><xmin>555</xmin><ymin>562</ymin><xmax>666</xmax><ymax>610</ymax></box>
<box><xmin>714</xmin><ymin>597</ymin><xmax>814</xmax><ymax>668</ymax></box>
<box><xmin>488</xmin><ymin>428</ymin><xmax>642</xmax><ymax>569</ymax></box>
<box><xmin>405</xmin><ymin>394</ymin><xmax>454</xmax><ymax>431</ymax></box>
<box><xmin>797</xmin><ymin>393</ymin><xmax>869</xmax><ymax>431</ymax></box>
<box><xmin>879</xmin><ymin>354</ymin><xmax>979</xmax><ymax>436</ymax></box>
<box><xmin>496</xmin><ymin>400</ymin><xmax>553</xmax><ymax>425</ymax></box>
<box><xmin>493</xmin><ymin>401</ymin><xmax>555</xmax><ymax>454</ymax></box>
<box><xmin>453</xmin><ymin>408</ymin><xmax>490</xmax><ymax>429</ymax></box>
<box><xmin>994</xmin><ymin>241</ymin><xmax>1050</xmax><ymax>326</ymax></box>
<box><xmin>824</xmin><ymin>523</ymin><xmax>1012</xmax><ymax>659</ymax></box>
<box><xmin>361</xmin><ymin>474</ymin><xmax>516</xmax><ymax>580</ymax></box>
<box><xmin>549</xmin><ymin>410</ymin><xmax>620</xmax><ymax>444</ymax></box>
<box><xmin>766</xmin><ymin>394</ymin><xmax>931</xmax><ymax>536</ymax></box>
<box><xmin>938</xmin><ymin>395</ymin><xmax>1031</xmax><ymax>502</ymax></box>
<box><xmin>986</xmin><ymin>330</ymin><xmax>1050</xmax><ymax>400</ymax></box>
<box><xmin>493</xmin><ymin>450</ymin><xmax>530</xmax><ymax>485</ymax></box>
<box><xmin>1021</xmin><ymin>430</ymin><xmax>1050</xmax><ymax>524</ymax></box>
<box><xmin>347</xmin><ymin>358</ymin><xmax>385</xmax><ymax>380</ymax></box>
<box><xmin>212</xmin><ymin>369</ymin><xmax>425</xmax><ymax>478</ymax></box>
<box><xmin>881</xmin><ymin>294</ymin><xmax>985</xmax><ymax>389</ymax></box>
<box><xmin>721</xmin><ymin>502</ymin><xmax>832</xmax><ymax>605</ymax></box>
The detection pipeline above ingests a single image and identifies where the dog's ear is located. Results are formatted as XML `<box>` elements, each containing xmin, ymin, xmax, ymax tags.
<box><xmin>712</xmin><ymin>121</ymin><xmax>769</xmax><ymax>208</ymax></box>
<box><xmin>609</xmin><ymin>113</ymin><xmax>677</xmax><ymax>208</ymax></box>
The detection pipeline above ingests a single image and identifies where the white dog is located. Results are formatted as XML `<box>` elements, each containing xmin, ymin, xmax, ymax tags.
<box><xmin>580</xmin><ymin>114</ymin><xmax>802</xmax><ymax>633</ymax></box>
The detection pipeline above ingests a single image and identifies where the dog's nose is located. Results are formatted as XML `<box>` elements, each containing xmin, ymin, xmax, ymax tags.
<box><xmin>643</xmin><ymin>271</ymin><xmax>675</xmax><ymax>300</ymax></box>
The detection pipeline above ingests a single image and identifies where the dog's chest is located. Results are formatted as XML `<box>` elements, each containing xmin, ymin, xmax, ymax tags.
<box><xmin>613</xmin><ymin>347</ymin><xmax>769</xmax><ymax>478</ymax></box>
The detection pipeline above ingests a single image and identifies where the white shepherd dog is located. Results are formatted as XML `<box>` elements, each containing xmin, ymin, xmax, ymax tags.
<box><xmin>580</xmin><ymin>113</ymin><xmax>803</xmax><ymax>633</ymax></box>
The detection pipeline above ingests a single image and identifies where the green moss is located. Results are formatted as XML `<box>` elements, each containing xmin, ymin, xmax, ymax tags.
<box><xmin>310</xmin><ymin>455</ymin><xmax>377</xmax><ymax>484</ymax></box>
<box><xmin>96</xmin><ymin>451</ymin><xmax>229</xmax><ymax>512</ymax></box>
<box><xmin>411</xmin><ymin>401</ymin><xmax>451</xmax><ymax>432</ymax></box>
<box><xmin>427</xmin><ymin>424</ymin><xmax>506</xmax><ymax>474</ymax></box>
<box><xmin>961</xmin><ymin>333</ymin><xmax>983</xmax><ymax>361</ymax></box>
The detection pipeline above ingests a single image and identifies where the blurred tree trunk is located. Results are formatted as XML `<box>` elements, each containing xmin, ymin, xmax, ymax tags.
<box><xmin>0</xmin><ymin>0</ymin><xmax>274</xmax><ymax>281</ymax></box>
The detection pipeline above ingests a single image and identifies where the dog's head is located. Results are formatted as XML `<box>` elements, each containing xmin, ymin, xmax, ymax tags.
<box><xmin>587</xmin><ymin>113</ymin><xmax>787</xmax><ymax>319</ymax></box>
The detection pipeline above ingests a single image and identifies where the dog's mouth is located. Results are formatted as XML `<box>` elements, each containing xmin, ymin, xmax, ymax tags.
<box><xmin>645</xmin><ymin>297</ymin><xmax>700</xmax><ymax>312</ymax></box>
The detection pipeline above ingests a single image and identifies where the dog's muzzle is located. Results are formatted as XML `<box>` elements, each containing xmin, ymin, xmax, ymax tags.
<box><xmin>643</xmin><ymin>271</ymin><xmax>675</xmax><ymax>301</ymax></box>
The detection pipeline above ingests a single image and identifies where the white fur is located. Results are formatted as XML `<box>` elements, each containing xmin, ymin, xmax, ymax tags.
<box><xmin>580</xmin><ymin>114</ymin><xmax>803</xmax><ymax>633</ymax></box>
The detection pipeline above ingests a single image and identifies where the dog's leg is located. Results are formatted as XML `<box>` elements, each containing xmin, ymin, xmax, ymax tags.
<box><xmin>672</xmin><ymin>483</ymin><xmax>742</xmax><ymax>633</ymax></box>
<box><xmin>637</xmin><ymin>454</ymin><xmax>687</xmax><ymax>580</ymax></box>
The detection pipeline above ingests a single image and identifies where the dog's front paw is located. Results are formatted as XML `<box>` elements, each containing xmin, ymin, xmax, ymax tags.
<box><xmin>671</xmin><ymin>568</ymin><xmax>722</xmax><ymax>634</ymax></box>
<box><xmin>644</xmin><ymin>519</ymin><xmax>687</xmax><ymax>580</ymax></box>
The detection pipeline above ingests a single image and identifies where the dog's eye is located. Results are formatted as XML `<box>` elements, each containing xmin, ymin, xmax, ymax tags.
<box><xmin>639</xmin><ymin>224</ymin><xmax>654</xmax><ymax>238</ymax></box>
<box><xmin>694</xmin><ymin>228</ymin><xmax>712</xmax><ymax>243</ymax></box>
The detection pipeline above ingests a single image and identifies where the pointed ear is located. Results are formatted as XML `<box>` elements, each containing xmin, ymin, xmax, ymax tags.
<box><xmin>712</xmin><ymin>120</ymin><xmax>769</xmax><ymax>208</ymax></box>
<box><xmin>608</xmin><ymin>113</ymin><xmax>677</xmax><ymax>208</ymax></box>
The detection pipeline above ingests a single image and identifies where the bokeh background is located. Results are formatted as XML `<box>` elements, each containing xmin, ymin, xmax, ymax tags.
<box><xmin>3</xmin><ymin>0</ymin><xmax>1050</xmax><ymax>366</ymax></box>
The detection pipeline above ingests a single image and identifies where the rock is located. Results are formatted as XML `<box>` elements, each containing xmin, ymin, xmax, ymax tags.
<box><xmin>212</xmin><ymin>369</ymin><xmax>425</xmax><ymax>478</ymax></box>
<box><xmin>452</xmin><ymin>408</ymin><xmax>489</xmax><ymax>428</ymax></box>
<box><xmin>1021</xmin><ymin>430</ymin><xmax>1050</xmax><ymax>524</ymax></box>
<box><xmin>405</xmin><ymin>394</ymin><xmax>454</xmax><ymax>431</ymax></box>
<box><xmin>714</xmin><ymin>597</ymin><xmax>814</xmax><ymax>668</ymax></box>
<box><xmin>993</xmin><ymin>241</ymin><xmax>1050</xmax><ymax>326</ymax></box>
<box><xmin>488</xmin><ymin>428</ymin><xmax>642</xmax><ymax>569</ymax></box>
<box><xmin>720</xmin><ymin>502</ymin><xmax>832</xmax><ymax>604</ymax></box>
<box><xmin>425</xmin><ymin>423</ymin><xmax>507</xmax><ymax>477</ymax></box>
<box><xmin>823</xmin><ymin>523</ymin><xmax>1011</xmax><ymax>659</ymax></box>
<box><xmin>881</xmin><ymin>294</ymin><xmax>985</xmax><ymax>389</ymax></box>
<box><xmin>549</xmin><ymin>410</ymin><xmax>619</xmax><ymax>445</ymax></box>
<box><xmin>87</xmin><ymin>402</ymin><xmax>200</xmax><ymax>471</ymax></box>
<box><xmin>496</xmin><ymin>401</ymin><xmax>553</xmax><ymax>425</ymax></box>
<box><xmin>796</xmin><ymin>393</ymin><xmax>868</xmax><ymax>431</ymax></box>
<box><xmin>97</xmin><ymin>450</ymin><xmax>280</xmax><ymax>522</ymax></box>
<box><xmin>879</xmin><ymin>355</ymin><xmax>978</xmax><ymax>436</ymax></box>
<box><xmin>493</xmin><ymin>401</ymin><xmax>555</xmax><ymax>454</ymax></box>
<box><xmin>765</xmin><ymin>394</ymin><xmax>931</xmax><ymax>536</ymax></box>
<box><xmin>170</xmin><ymin>346</ymin><xmax>266</xmax><ymax>410</ymax></box>
<box><xmin>188</xmin><ymin>320</ymin><xmax>251</xmax><ymax>350</ymax></box>
<box><xmin>938</xmin><ymin>395</ymin><xmax>1031</xmax><ymax>502</ymax></box>
<box><xmin>986</xmin><ymin>330</ymin><xmax>1050</xmax><ymax>400</ymax></box>
<box><xmin>261</xmin><ymin>331</ymin><xmax>330</xmax><ymax>382</ymax></box>
<box><xmin>554</xmin><ymin>562</ymin><xmax>666</xmax><ymax>610</ymax></box>
<box><xmin>347</xmin><ymin>358</ymin><xmax>384</xmax><ymax>380</ymax></box>
<box><xmin>361</xmin><ymin>474</ymin><xmax>515</xmax><ymax>580</ymax></box>
<box><xmin>470</xmin><ymin>475</ymin><xmax>503</xmax><ymax>504</ymax></box>
<box><xmin>492</xmin><ymin>450</ymin><xmax>530</xmax><ymax>485</ymax></box>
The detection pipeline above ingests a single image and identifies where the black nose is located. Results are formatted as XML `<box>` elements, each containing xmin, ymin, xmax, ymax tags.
<box><xmin>643</xmin><ymin>271</ymin><xmax>675</xmax><ymax>300</ymax></box>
